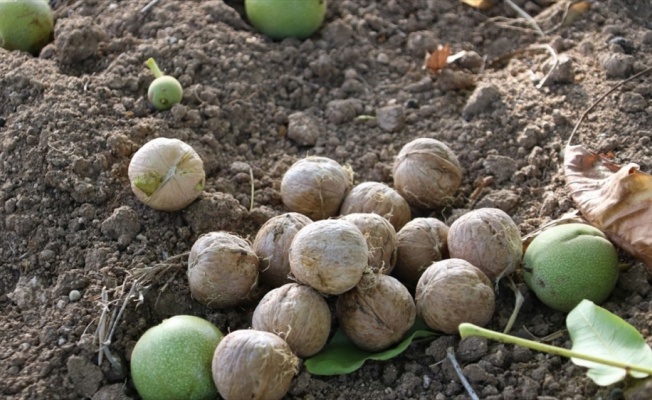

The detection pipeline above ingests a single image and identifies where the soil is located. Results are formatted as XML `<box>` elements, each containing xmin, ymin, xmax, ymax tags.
<box><xmin>1</xmin><ymin>0</ymin><xmax>652</xmax><ymax>399</ymax></box>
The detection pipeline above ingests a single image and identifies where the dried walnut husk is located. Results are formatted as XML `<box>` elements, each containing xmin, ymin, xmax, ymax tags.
<box><xmin>212</xmin><ymin>329</ymin><xmax>299</xmax><ymax>400</ymax></box>
<box><xmin>252</xmin><ymin>283</ymin><xmax>331</xmax><ymax>357</ymax></box>
<box><xmin>289</xmin><ymin>219</ymin><xmax>368</xmax><ymax>295</ymax></box>
<box><xmin>128</xmin><ymin>137</ymin><xmax>205</xmax><ymax>211</ymax></box>
<box><xmin>392</xmin><ymin>138</ymin><xmax>462</xmax><ymax>209</ymax></box>
<box><xmin>336</xmin><ymin>274</ymin><xmax>416</xmax><ymax>351</ymax></box>
<box><xmin>339</xmin><ymin>181</ymin><xmax>411</xmax><ymax>231</ymax></box>
<box><xmin>187</xmin><ymin>231</ymin><xmax>259</xmax><ymax>309</ymax></box>
<box><xmin>340</xmin><ymin>213</ymin><xmax>398</xmax><ymax>274</ymax></box>
<box><xmin>280</xmin><ymin>156</ymin><xmax>353</xmax><ymax>220</ymax></box>
<box><xmin>448</xmin><ymin>208</ymin><xmax>522</xmax><ymax>283</ymax></box>
<box><xmin>252</xmin><ymin>212</ymin><xmax>313</xmax><ymax>288</ymax></box>
<box><xmin>393</xmin><ymin>217</ymin><xmax>449</xmax><ymax>288</ymax></box>
<box><xmin>416</xmin><ymin>258</ymin><xmax>495</xmax><ymax>334</ymax></box>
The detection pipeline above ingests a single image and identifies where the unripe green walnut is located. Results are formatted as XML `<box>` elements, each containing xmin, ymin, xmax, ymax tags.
<box><xmin>523</xmin><ymin>223</ymin><xmax>619</xmax><ymax>313</ymax></box>
<box><xmin>0</xmin><ymin>0</ymin><xmax>53</xmax><ymax>55</ymax></box>
<box><xmin>145</xmin><ymin>58</ymin><xmax>183</xmax><ymax>111</ymax></box>
<box><xmin>245</xmin><ymin>0</ymin><xmax>327</xmax><ymax>40</ymax></box>
<box><xmin>130</xmin><ymin>315</ymin><xmax>224</xmax><ymax>400</ymax></box>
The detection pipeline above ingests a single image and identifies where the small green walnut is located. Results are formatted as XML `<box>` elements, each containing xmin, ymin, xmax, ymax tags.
<box><xmin>245</xmin><ymin>0</ymin><xmax>327</xmax><ymax>40</ymax></box>
<box><xmin>0</xmin><ymin>0</ymin><xmax>53</xmax><ymax>55</ymax></box>
<box><xmin>523</xmin><ymin>223</ymin><xmax>620</xmax><ymax>313</ymax></box>
<box><xmin>145</xmin><ymin>57</ymin><xmax>183</xmax><ymax>111</ymax></box>
<box><xmin>130</xmin><ymin>315</ymin><xmax>224</xmax><ymax>400</ymax></box>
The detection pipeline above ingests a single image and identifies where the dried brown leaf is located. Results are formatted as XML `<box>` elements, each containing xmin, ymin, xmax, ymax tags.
<box><xmin>564</xmin><ymin>144</ymin><xmax>652</xmax><ymax>271</ymax></box>
<box><xmin>563</xmin><ymin>1</ymin><xmax>591</xmax><ymax>27</ymax></box>
<box><xmin>460</xmin><ymin>0</ymin><xmax>495</xmax><ymax>10</ymax></box>
<box><xmin>424</xmin><ymin>44</ymin><xmax>451</xmax><ymax>74</ymax></box>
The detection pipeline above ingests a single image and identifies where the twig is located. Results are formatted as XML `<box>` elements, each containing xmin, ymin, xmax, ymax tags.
<box><xmin>446</xmin><ymin>347</ymin><xmax>480</xmax><ymax>400</ymax></box>
<box><xmin>503</xmin><ymin>276</ymin><xmax>524</xmax><ymax>334</ymax></box>
<box><xmin>503</xmin><ymin>0</ymin><xmax>544</xmax><ymax>37</ymax></box>
<box><xmin>567</xmin><ymin>65</ymin><xmax>652</xmax><ymax>146</ymax></box>
<box><xmin>249</xmin><ymin>166</ymin><xmax>255</xmax><ymax>212</ymax></box>
<box><xmin>140</xmin><ymin>0</ymin><xmax>162</xmax><ymax>13</ymax></box>
<box><xmin>534</xmin><ymin>44</ymin><xmax>558</xmax><ymax>89</ymax></box>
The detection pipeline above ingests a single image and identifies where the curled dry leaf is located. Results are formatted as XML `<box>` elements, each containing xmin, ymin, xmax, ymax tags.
<box><xmin>423</xmin><ymin>44</ymin><xmax>451</xmax><ymax>74</ymax></box>
<box><xmin>564</xmin><ymin>144</ymin><xmax>652</xmax><ymax>271</ymax></box>
<box><xmin>459</xmin><ymin>0</ymin><xmax>495</xmax><ymax>10</ymax></box>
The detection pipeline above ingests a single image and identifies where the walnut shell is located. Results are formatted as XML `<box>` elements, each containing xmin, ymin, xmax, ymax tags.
<box><xmin>339</xmin><ymin>181</ymin><xmax>411</xmax><ymax>231</ymax></box>
<box><xmin>289</xmin><ymin>219</ymin><xmax>368</xmax><ymax>295</ymax></box>
<box><xmin>393</xmin><ymin>217</ymin><xmax>449</xmax><ymax>288</ymax></box>
<box><xmin>392</xmin><ymin>138</ymin><xmax>462</xmax><ymax>209</ymax></box>
<box><xmin>212</xmin><ymin>329</ymin><xmax>299</xmax><ymax>400</ymax></box>
<box><xmin>448</xmin><ymin>208</ymin><xmax>522</xmax><ymax>282</ymax></box>
<box><xmin>415</xmin><ymin>258</ymin><xmax>495</xmax><ymax>334</ymax></box>
<box><xmin>340</xmin><ymin>213</ymin><xmax>398</xmax><ymax>274</ymax></box>
<box><xmin>187</xmin><ymin>231</ymin><xmax>259</xmax><ymax>309</ymax></box>
<box><xmin>252</xmin><ymin>213</ymin><xmax>313</xmax><ymax>288</ymax></box>
<box><xmin>252</xmin><ymin>283</ymin><xmax>331</xmax><ymax>357</ymax></box>
<box><xmin>336</xmin><ymin>274</ymin><xmax>416</xmax><ymax>351</ymax></box>
<box><xmin>280</xmin><ymin>156</ymin><xmax>353</xmax><ymax>220</ymax></box>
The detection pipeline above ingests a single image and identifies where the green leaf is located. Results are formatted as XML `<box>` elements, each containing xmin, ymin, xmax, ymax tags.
<box><xmin>304</xmin><ymin>318</ymin><xmax>437</xmax><ymax>375</ymax></box>
<box><xmin>567</xmin><ymin>300</ymin><xmax>652</xmax><ymax>386</ymax></box>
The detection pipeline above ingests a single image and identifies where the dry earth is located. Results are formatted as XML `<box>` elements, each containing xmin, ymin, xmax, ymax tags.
<box><xmin>1</xmin><ymin>0</ymin><xmax>652</xmax><ymax>399</ymax></box>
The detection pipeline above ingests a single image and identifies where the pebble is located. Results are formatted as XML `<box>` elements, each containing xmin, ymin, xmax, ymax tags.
<box><xmin>601</xmin><ymin>53</ymin><xmax>634</xmax><ymax>79</ymax></box>
<box><xmin>543</xmin><ymin>55</ymin><xmax>574</xmax><ymax>85</ymax></box>
<box><xmin>69</xmin><ymin>290</ymin><xmax>82</xmax><ymax>302</ymax></box>
<box><xmin>287</xmin><ymin>112</ymin><xmax>321</xmax><ymax>146</ymax></box>
<box><xmin>376</xmin><ymin>104</ymin><xmax>405</xmax><ymax>132</ymax></box>
<box><xmin>457</xmin><ymin>336</ymin><xmax>489</xmax><ymax>363</ymax></box>
<box><xmin>483</xmin><ymin>155</ymin><xmax>517</xmax><ymax>183</ymax></box>
<box><xmin>462</xmin><ymin>84</ymin><xmax>500</xmax><ymax>120</ymax></box>
<box><xmin>325</xmin><ymin>98</ymin><xmax>363</xmax><ymax>124</ymax></box>
<box><xmin>619</xmin><ymin>92</ymin><xmax>648</xmax><ymax>113</ymax></box>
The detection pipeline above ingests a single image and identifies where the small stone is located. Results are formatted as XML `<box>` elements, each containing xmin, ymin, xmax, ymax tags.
<box><xmin>608</xmin><ymin>37</ymin><xmax>634</xmax><ymax>54</ymax></box>
<box><xmin>483</xmin><ymin>155</ymin><xmax>517</xmax><ymax>183</ymax></box>
<box><xmin>457</xmin><ymin>336</ymin><xmax>489</xmax><ymax>363</ymax></box>
<box><xmin>325</xmin><ymin>99</ymin><xmax>363</xmax><ymax>124</ymax></box>
<box><xmin>406</xmin><ymin>31</ymin><xmax>438</xmax><ymax>56</ymax></box>
<box><xmin>376</xmin><ymin>105</ymin><xmax>405</xmax><ymax>132</ymax></box>
<box><xmin>100</xmin><ymin>206</ymin><xmax>141</xmax><ymax>243</ymax></box>
<box><xmin>67</xmin><ymin>355</ymin><xmax>103</xmax><ymax>397</ymax></box>
<box><xmin>69</xmin><ymin>290</ymin><xmax>82</xmax><ymax>302</ymax></box>
<box><xmin>620</xmin><ymin>92</ymin><xmax>648</xmax><ymax>113</ymax></box>
<box><xmin>601</xmin><ymin>53</ymin><xmax>634</xmax><ymax>79</ymax></box>
<box><xmin>463</xmin><ymin>84</ymin><xmax>500</xmax><ymax>120</ymax></box>
<box><xmin>287</xmin><ymin>112</ymin><xmax>321</xmax><ymax>146</ymax></box>
<box><xmin>543</xmin><ymin>55</ymin><xmax>574</xmax><ymax>85</ymax></box>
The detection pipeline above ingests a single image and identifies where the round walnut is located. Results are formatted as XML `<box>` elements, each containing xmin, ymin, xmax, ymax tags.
<box><xmin>289</xmin><ymin>219</ymin><xmax>368</xmax><ymax>295</ymax></box>
<box><xmin>339</xmin><ymin>181</ymin><xmax>411</xmax><ymax>231</ymax></box>
<box><xmin>393</xmin><ymin>218</ymin><xmax>449</xmax><ymax>289</ymax></box>
<box><xmin>392</xmin><ymin>138</ymin><xmax>462</xmax><ymax>209</ymax></box>
<box><xmin>448</xmin><ymin>208</ymin><xmax>522</xmax><ymax>282</ymax></box>
<box><xmin>252</xmin><ymin>212</ymin><xmax>313</xmax><ymax>288</ymax></box>
<box><xmin>416</xmin><ymin>259</ymin><xmax>495</xmax><ymax>334</ymax></box>
<box><xmin>252</xmin><ymin>283</ymin><xmax>331</xmax><ymax>358</ymax></box>
<box><xmin>280</xmin><ymin>156</ymin><xmax>353</xmax><ymax>220</ymax></box>
<box><xmin>340</xmin><ymin>213</ymin><xmax>398</xmax><ymax>275</ymax></box>
<box><xmin>187</xmin><ymin>232</ymin><xmax>259</xmax><ymax>309</ymax></box>
<box><xmin>212</xmin><ymin>330</ymin><xmax>299</xmax><ymax>400</ymax></box>
<box><xmin>336</xmin><ymin>274</ymin><xmax>416</xmax><ymax>351</ymax></box>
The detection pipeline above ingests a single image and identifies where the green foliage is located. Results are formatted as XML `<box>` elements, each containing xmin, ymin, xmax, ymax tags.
<box><xmin>305</xmin><ymin>318</ymin><xmax>436</xmax><ymax>375</ymax></box>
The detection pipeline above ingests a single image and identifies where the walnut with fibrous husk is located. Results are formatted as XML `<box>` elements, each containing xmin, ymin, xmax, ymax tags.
<box><xmin>252</xmin><ymin>283</ymin><xmax>331</xmax><ymax>357</ymax></box>
<box><xmin>187</xmin><ymin>232</ymin><xmax>259</xmax><ymax>309</ymax></box>
<box><xmin>340</xmin><ymin>213</ymin><xmax>398</xmax><ymax>274</ymax></box>
<box><xmin>339</xmin><ymin>181</ymin><xmax>411</xmax><ymax>231</ymax></box>
<box><xmin>447</xmin><ymin>208</ymin><xmax>522</xmax><ymax>283</ymax></box>
<box><xmin>336</xmin><ymin>274</ymin><xmax>416</xmax><ymax>351</ymax></box>
<box><xmin>252</xmin><ymin>213</ymin><xmax>313</xmax><ymax>288</ymax></box>
<box><xmin>392</xmin><ymin>138</ymin><xmax>462</xmax><ymax>209</ymax></box>
<box><xmin>416</xmin><ymin>258</ymin><xmax>495</xmax><ymax>334</ymax></box>
<box><xmin>211</xmin><ymin>329</ymin><xmax>299</xmax><ymax>400</ymax></box>
<box><xmin>393</xmin><ymin>217</ymin><xmax>449</xmax><ymax>288</ymax></box>
<box><xmin>280</xmin><ymin>156</ymin><xmax>353</xmax><ymax>220</ymax></box>
<box><xmin>289</xmin><ymin>219</ymin><xmax>368</xmax><ymax>295</ymax></box>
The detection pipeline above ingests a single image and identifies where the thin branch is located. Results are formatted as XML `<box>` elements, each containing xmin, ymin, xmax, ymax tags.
<box><xmin>503</xmin><ymin>0</ymin><xmax>545</xmax><ymax>37</ymax></box>
<box><xmin>140</xmin><ymin>0</ymin><xmax>162</xmax><ymax>13</ymax></box>
<box><xmin>446</xmin><ymin>347</ymin><xmax>480</xmax><ymax>400</ymax></box>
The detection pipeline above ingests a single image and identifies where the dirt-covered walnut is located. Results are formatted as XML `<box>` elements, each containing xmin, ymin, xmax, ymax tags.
<box><xmin>392</xmin><ymin>138</ymin><xmax>462</xmax><ymax>209</ymax></box>
<box><xmin>280</xmin><ymin>156</ymin><xmax>353</xmax><ymax>220</ymax></box>
<box><xmin>393</xmin><ymin>217</ymin><xmax>449</xmax><ymax>288</ymax></box>
<box><xmin>289</xmin><ymin>219</ymin><xmax>368</xmax><ymax>295</ymax></box>
<box><xmin>212</xmin><ymin>330</ymin><xmax>299</xmax><ymax>400</ymax></box>
<box><xmin>340</xmin><ymin>213</ymin><xmax>398</xmax><ymax>274</ymax></box>
<box><xmin>252</xmin><ymin>212</ymin><xmax>313</xmax><ymax>288</ymax></box>
<box><xmin>336</xmin><ymin>274</ymin><xmax>416</xmax><ymax>351</ymax></box>
<box><xmin>252</xmin><ymin>283</ymin><xmax>331</xmax><ymax>357</ymax></box>
<box><xmin>416</xmin><ymin>259</ymin><xmax>495</xmax><ymax>334</ymax></box>
<box><xmin>187</xmin><ymin>232</ymin><xmax>259</xmax><ymax>309</ymax></box>
<box><xmin>448</xmin><ymin>208</ymin><xmax>522</xmax><ymax>282</ymax></box>
<box><xmin>339</xmin><ymin>181</ymin><xmax>411</xmax><ymax>231</ymax></box>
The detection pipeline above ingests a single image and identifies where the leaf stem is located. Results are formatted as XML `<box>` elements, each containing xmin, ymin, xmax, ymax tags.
<box><xmin>145</xmin><ymin>57</ymin><xmax>164</xmax><ymax>78</ymax></box>
<box><xmin>459</xmin><ymin>323</ymin><xmax>652</xmax><ymax>375</ymax></box>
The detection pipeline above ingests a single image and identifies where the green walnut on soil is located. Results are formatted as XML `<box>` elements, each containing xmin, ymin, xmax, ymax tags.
<box><xmin>130</xmin><ymin>315</ymin><xmax>224</xmax><ymax>400</ymax></box>
<box><xmin>0</xmin><ymin>0</ymin><xmax>54</xmax><ymax>55</ymax></box>
<box><xmin>245</xmin><ymin>0</ymin><xmax>327</xmax><ymax>40</ymax></box>
<box><xmin>523</xmin><ymin>223</ymin><xmax>620</xmax><ymax>313</ymax></box>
